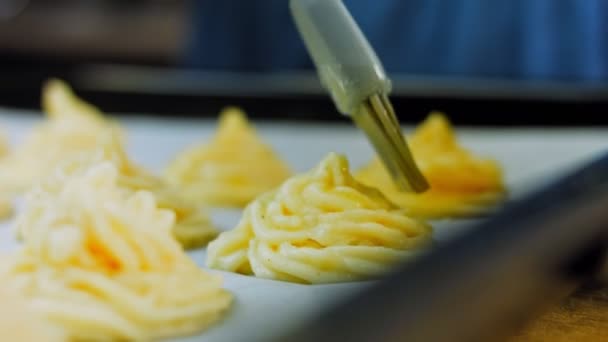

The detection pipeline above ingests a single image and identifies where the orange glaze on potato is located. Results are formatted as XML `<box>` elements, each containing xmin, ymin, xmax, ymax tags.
<box><xmin>357</xmin><ymin>112</ymin><xmax>505</xmax><ymax>218</ymax></box>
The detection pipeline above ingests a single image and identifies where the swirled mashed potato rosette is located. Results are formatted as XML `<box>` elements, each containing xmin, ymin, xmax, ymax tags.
<box><xmin>165</xmin><ymin>107</ymin><xmax>292</xmax><ymax>207</ymax></box>
<box><xmin>17</xmin><ymin>132</ymin><xmax>218</xmax><ymax>249</ymax></box>
<box><xmin>357</xmin><ymin>113</ymin><xmax>505</xmax><ymax>218</ymax></box>
<box><xmin>2</xmin><ymin>162</ymin><xmax>231</xmax><ymax>341</ymax></box>
<box><xmin>207</xmin><ymin>153</ymin><xmax>431</xmax><ymax>284</ymax></box>
<box><xmin>0</xmin><ymin>79</ymin><xmax>123</xmax><ymax>193</ymax></box>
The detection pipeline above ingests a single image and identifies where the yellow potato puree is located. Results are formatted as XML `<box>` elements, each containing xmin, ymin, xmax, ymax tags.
<box><xmin>16</xmin><ymin>131</ymin><xmax>218</xmax><ymax>249</ymax></box>
<box><xmin>3</xmin><ymin>163</ymin><xmax>231</xmax><ymax>340</ymax></box>
<box><xmin>0</xmin><ymin>79</ymin><xmax>123</xmax><ymax>194</ymax></box>
<box><xmin>0</xmin><ymin>129</ymin><xmax>12</xmax><ymax>219</ymax></box>
<box><xmin>4</xmin><ymin>79</ymin><xmax>216</xmax><ymax>248</ymax></box>
<box><xmin>165</xmin><ymin>107</ymin><xmax>292</xmax><ymax>207</ymax></box>
<box><xmin>357</xmin><ymin>112</ymin><xmax>505</xmax><ymax>218</ymax></box>
<box><xmin>0</xmin><ymin>284</ymin><xmax>66</xmax><ymax>342</ymax></box>
<box><xmin>207</xmin><ymin>153</ymin><xmax>431</xmax><ymax>284</ymax></box>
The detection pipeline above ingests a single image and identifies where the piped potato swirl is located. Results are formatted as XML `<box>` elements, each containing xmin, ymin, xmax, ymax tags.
<box><xmin>3</xmin><ymin>162</ymin><xmax>231</xmax><ymax>341</ymax></box>
<box><xmin>207</xmin><ymin>153</ymin><xmax>431</xmax><ymax>284</ymax></box>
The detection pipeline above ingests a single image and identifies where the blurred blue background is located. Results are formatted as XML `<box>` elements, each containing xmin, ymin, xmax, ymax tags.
<box><xmin>187</xmin><ymin>0</ymin><xmax>608</xmax><ymax>81</ymax></box>
<box><xmin>0</xmin><ymin>0</ymin><xmax>607</xmax><ymax>123</ymax></box>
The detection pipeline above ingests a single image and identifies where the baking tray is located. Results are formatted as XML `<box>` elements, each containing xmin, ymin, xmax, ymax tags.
<box><xmin>0</xmin><ymin>108</ymin><xmax>607</xmax><ymax>341</ymax></box>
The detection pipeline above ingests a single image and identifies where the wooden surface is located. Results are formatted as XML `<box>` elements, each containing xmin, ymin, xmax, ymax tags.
<box><xmin>512</xmin><ymin>287</ymin><xmax>608</xmax><ymax>341</ymax></box>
